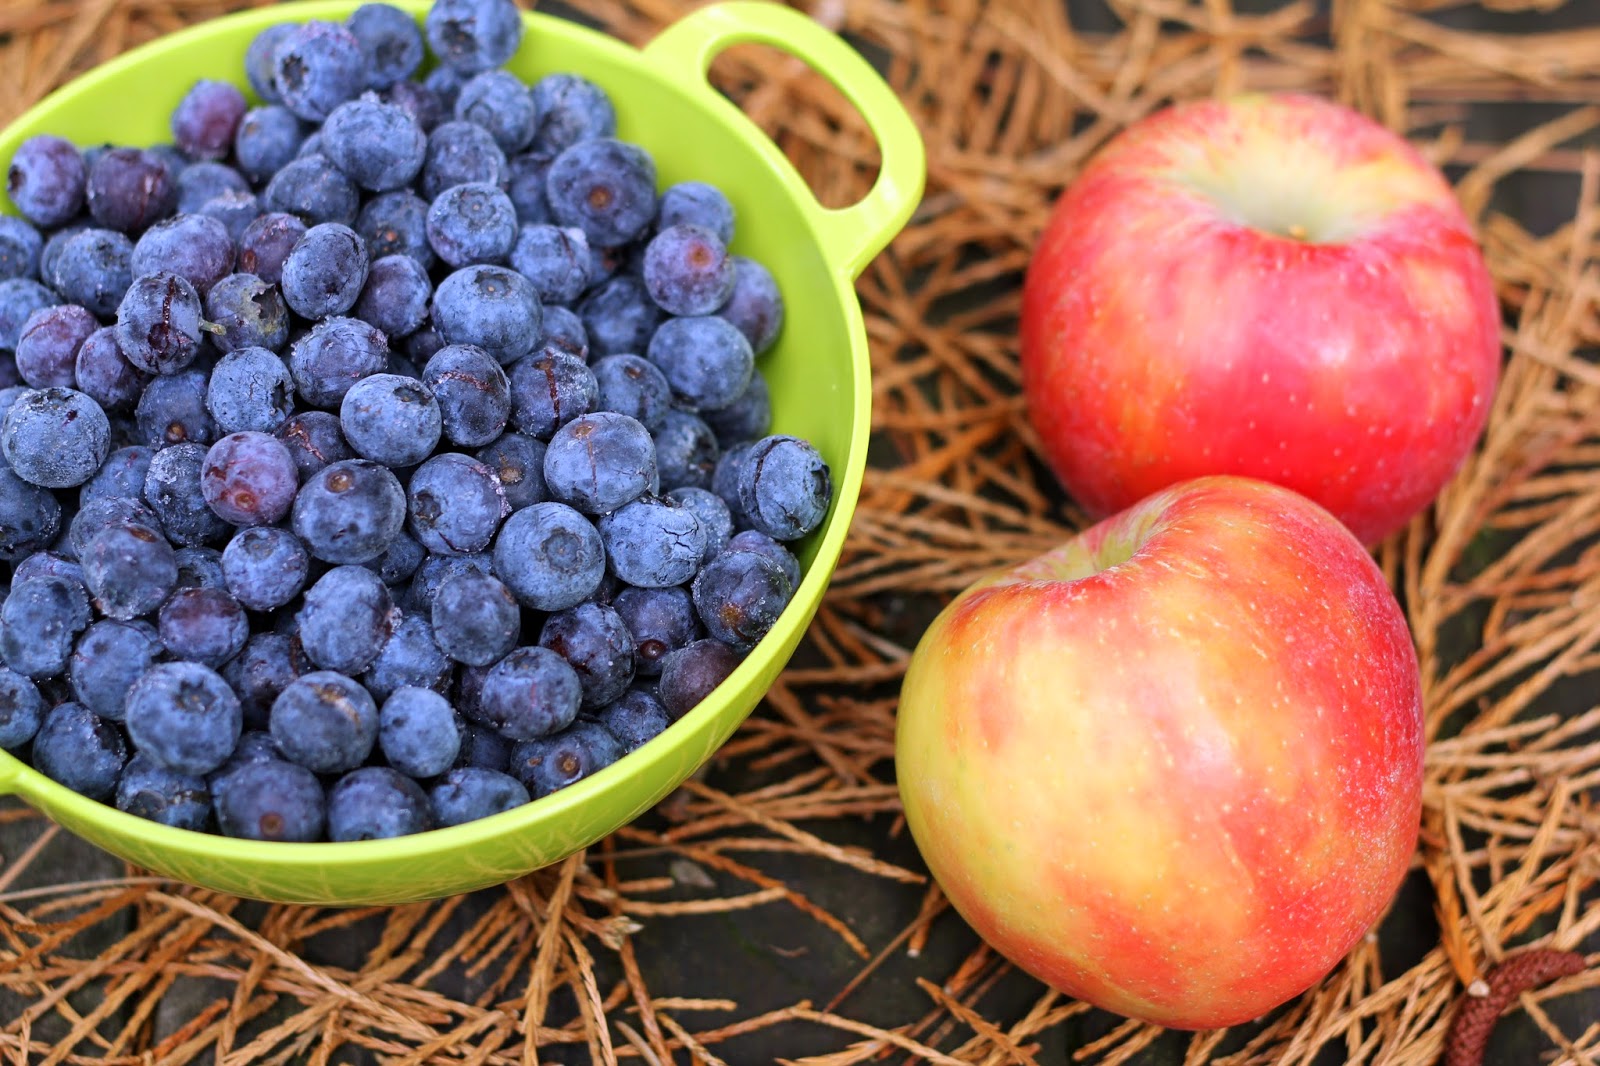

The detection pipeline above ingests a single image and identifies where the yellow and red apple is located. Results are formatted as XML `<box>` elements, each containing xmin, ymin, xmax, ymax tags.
<box><xmin>894</xmin><ymin>476</ymin><xmax>1425</xmax><ymax>1030</ymax></box>
<box><xmin>1020</xmin><ymin>92</ymin><xmax>1501</xmax><ymax>546</ymax></box>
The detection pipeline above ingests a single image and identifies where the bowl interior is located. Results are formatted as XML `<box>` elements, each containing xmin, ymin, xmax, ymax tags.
<box><xmin>0</xmin><ymin>0</ymin><xmax>870</xmax><ymax>905</ymax></box>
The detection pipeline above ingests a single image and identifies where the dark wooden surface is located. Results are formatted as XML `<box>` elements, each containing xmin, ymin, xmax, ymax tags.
<box><xmin>3</xmin><ymin>0</ymin><xmax>1598</xmax><ymax>1062</ymax></box>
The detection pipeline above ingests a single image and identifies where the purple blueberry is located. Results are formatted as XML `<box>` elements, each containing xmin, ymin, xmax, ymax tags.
<box><xmin>125</xmin><ymin>661</ymin><xmax>243</xmax><ymax>775</ymax></box>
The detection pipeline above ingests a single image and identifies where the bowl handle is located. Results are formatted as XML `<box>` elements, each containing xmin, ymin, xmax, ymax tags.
<box><xmin>641</xmin><ymin>1</ymin><xmax>926</xmax><ymax>281</ymax></box>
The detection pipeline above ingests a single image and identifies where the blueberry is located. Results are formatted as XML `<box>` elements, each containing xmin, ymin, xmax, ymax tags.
<box><xmin>201</xmin><ymin>433</ymin><xmax>298</xmax><ymax>531</ymax></box>
<box><xmin>32</xmin><ymin>702</ymin><xmax>127</xmax><ymax>800</ymax></box>
<box><xmin>195</xmin><ymin>189</ymin><xmax>263</xmax><ymax>246</ymax></box>
<box><xmin>703</xmin><ymin>369</ymin><xmax>772</xmax><ymax>446</ymax></box>
<box><xmin>222</xmin><ymin>633</ymin><xmax>307</xmax><ymax>729</ymax></box>
<box><xmin>125</xmin><ymin>661</ymin><xmax>242</xmax><ymax>775</ymax></box>
<box><xmin>158</xmin><ymin>587</ymin><xmax>249</xmax><ymax>668</ymax></box>
<box><xmin>81</xmin><ymin>520</ymin><xmax>177</xmax><ymax>620</ymax></box>
<box><xmin>427</xmin><ymin>182</ymin><xmax>518</xmax><ymax>268</ymax></box>
<box><xmin>384</xmin><ymin>78</ymin><xmax>447</xmax><ymax>134</ymax></box>
<box><xmin>538</xmin><ymin>601</ymin><xmax>635</xmax><ymax>709</ymax></box>
<box><xmin>596</xmin><ymin>685</ymin><xmax>672</xmax><ymax>752</ymax></box>
<box><xmin>425</xmin><ymin>0</ymin><xmax>523</xmax><ymax>75</ymax></box>
<box><xmin>508</xmin><ymin>352</ymin><xmax>596</xmax><ymax>440</ymax></box>
<box><xmin>136</xmin><ymin>369</ymin><xmax>217</xmax><ymax>448</ymax></box>
<box><xmin>0</xmin><ymin>669</ymin><xmax>44</xmax><ymax>748</ymax></box>
<box><xmin>642</xmin><ymin>224</ymin><xmax>735</xmax><ymax>317</ymax></box>
<box><xmin>143</xmin><ymin>441</ymin><xmax>231</xmax><ymax>547</ymax></box>
<box><xmin>431</xmin><ymin>264</ymin><xmax>543</xmax><ymax>365</ymax></box>
<box><xmin>431</xmin><ymin>569</ymin><xmax>520</xmax><ymax>666</ymax></box>
<box><xmin>474</xmin><ymin>431</ymin><xmax>545</xmax><ymax>510</ymax></box>
<box><xmin>289</xmin><ymin>316</ymin><xmax>390</xmax><ymax>408</ymax></box>
<box><xmin>354</xmin><ymin>255</ymin><xmax>433</xmax><ymax>339</ymax></box>
<box><xmin>297</xmin><ymin>565</ymin><xmax>396</xmax><ymax>673</ymax></box>
<box><xmin>322</xmin><ymin>96</ymin><xmax>428</xmax><ymax>192</ymax></box>
<box><xmin>339</xmin><ymin>373</ymin><xmax>441</xmax><ymax>468</ymax></box>
<box><xmin>646</xmin><ymin>315</ymin><xmax>754</xmax><ymax>413</ymax></box>
<box><xmin>509</xmin><ymin>719</ymin><xmax>622</xmax><ymax>798</ymax></box>
<box><xmin>362</xmin><ymin>611</ymin><xmax>452</xmax><ymax>701</ymax></box>
<box><xmin>424</xmin><ymin>65</ymin><xmax>467</xmax><ymax>113</ymax></box>
<box><xmin>81</xmin><ymin>445</ymin><xmax>156</xmax><ymax>505</ymax></box>
<box><xmin>657</xmin><ymin>637</ymin><xmax>740</xmax><ymax>720</ymax></box>
<box><xmin>75</xmin><ymin>326</ymin><xmax>149</xmax><ymax>412</ymax></box>
<box><xmin>575</xmin><ymin>274</ymin><xmax>661</xmax><ymax>359</ymax></box>
<box><xmin>173</xmin><ymin>546</ymin><xmax>228</xmax><ymax>591</ymax></box>
<box><xmin>238</xmin><ymin>212</ymin><xmax>309</xmax><ymax>286</ymax></box>
<box><xmin>656</xmin><ymin>181</ymin><xmax>735</xmax><ymax>245</ymax></box>
<box><xmin>210</xmin><ymin>730</ymin><xmax>285</xmax><ymax>786</ymax></box>
<box><xmin>13</xmin><ymin>550</ymin><xmax>84</xmax><ymax>588</ymax></box>
<box><xmin>0</xmin><ymin>279</ymin><xmax>59</xmax><ymax>353</ymax></box>
<box><xmin>281</xmin><ymin>222</ymin><xmax>370</xmax><ymax>321</ymax></box>
<box><xmin>529</xmin><ymin>74</ymin><xmax>617</xmax><ymax>161</ymax></box>
<box><xmin>69</xmin><ymin>494</ymin><xmax>160</xmax><ymax>557</ymax></box>
<box><xmin>171</xmin><ymin>79</ymin><xmax>248</xmax><ymax>162</ymax></box>
<box><xmin>592</xmin><ymin>353</ymin><xmax>671</xmax><ymax>431</ymax></box>
<box><xmin>0</xmin><ymin>384</ymin><xmax>27</xmax><ymax>418</ymax></box>
<box><xmin>474</xmin><ymin>645</ymin><xmax>581</xmax><ymax>740</ymax></box>
<box><xmin>262</xmin><ymin>153</ymin><xmax>361</xmax><ymax>227</ymax></box>
<box><xmin>355</xmin><ymin>189</ymin><xmax>435</xmax><ymax>269</ymax></box>
<box><xmin>16</xmin><ymin>303</ymin><xmax>97</xmax><ymax>389</ymax></box>
<box><xmin>420</xmin><ymin>120</ymin><xmax>509</xmax><ymax>202</ymax></box>
<box><xmin>366</xmin><ymin>531</ymin><xmax>427</xmax><ymax>587</ymax></box>
<box><xmin>2</xmin><ymin>386</ymin><xmax>110</xmax><ymax>488</ymax></box>
<box><xmin>175</xmin><ymin>162</ymin><xmax>252</xmax><ymax>215</ymax></box>
<box><xmin>546</xmin><ymin>138</ymin><xmax>657</xmax><ymax>248</ymax></box>
<box><xmin>509</xmin><ymin>223</ymin><xmax>589</xmax><ymax>305</ymax></box>
<box><xmin>115</xmin><ymin>271</ymin><xmax>206</xmax><ymax>376</ymax></box>
<box><xmin>651</xmin><ymin>410</ymin><xmax>720</xmax><ymax>492</ymax></box>
<box><xmin>452</xmin><ymin>715</ymin><xmax>512</xmax><ymax>770</ymax></box>
<box><xmin>378</xmin><ymin>686</ymin><xmax>461</xmax><ymax>777</ymax></box>
<box><xmin>492</xmin><ymin>501</ymin><xmax>604</xmax><ymax>611</ymax></box>
<box><xmin>204</xmin><ymin>274</ymin><xmax>290</xmax><ymax>354</ymax></box>
<box><xmin>86</xmin><ymin>147</ymin><xmax>176</xmax><ymax>234</ymax></box>
<box><xmin>612</xmin><ymin>585</ymin><xmax>699</xmax><ymax>678</ymax></box>
<box><xmin>543</xmin><ymin>411</ymin><xmax>657</xmax><ymax>514</ymax></box>
<box><xmin>598</xmin><ymin>494</ymin><xmax>705</xmax><ymax>588</ymax></box>
<box><xmin>0</xmin><ymin>217</ymin><xmax>42</xmax><ymax>282</ymax></box>
<box><xmin>48</xmin><ymin>228</ymin><xmax>133</xmax><ymax>318</ymax></box>
<box><xmin>407</xmin><ymin>551</ymin><xmax>493</xmax><ymax>612</ymax></box>
<box><xmin>6</xmin><ymin>135</ymin><xmax>88</xmax><ymax>228</ymax></box>
<box><xmin>446</xmin><ymin>71</ymin><xmax>535</xmax><ymax>157</ymax></box>
<box><xmin>270</xmin><ymin>670</ymin><xmax>378</xmax><ymax>774</ymax></box>
<box><xmin>430</xmin><ymin>766</ymin><xmax>528</xmax><ymax>826</ymax></box>
<box><xmin>115</xmin><ymin>752</ymin><xmax>211</xmax><ymax>831</ymax></box>
<box><xmin>733</xmin><ymin>434</ymin><xmax>832</xmax><ymax>541</ymax></box>
<box><xmin>407</xmin><ymin>452</ymin><xmax>508</xmax><ymax>555</ymax></box>
<box><xmin>66</xmin><ymin>621</ymin><xmax>162</xmax><ymax>727</ymax></box>
<box><xmin>422</xmin><ymin>344</ymin><xmax>511</xmax><ymax>448</ymax></box>
<box><xmin>234</xmin><ymin>105</ymin><xmax>309</xmax><ymax>184</ymax></box>
<box><xmin>327</xmin><ymin>765</ymin><xmax>433</xmax><ymax>840</ymax></box>
<box><xmin>715</xmin><ymin>255</ymin><xmax>783</xmax><ymax>354</ymax></box>
<box><xmin>505</xmin><ymin>151</ymin><xmax>551</xmax><ymax>225</ymax></box>
<box><xmin>273</xmin><ymin>20</ymin><xmax>367</xmax><ymax>123</ymax></box>
<box><xmin>346</xmin><ymin>3</ymin><xmax>426</xmax><ymax>89</ymax></box>
<box><xmin>220</xmin><ymin>527</ymin><xmax>309</xmax><ymax>614</ymax></box>
<box><xmin>667</xmin><ymin>486</ymin><xmax>733</xmax><ymax>564</ymax></box>
<box><xmin>691</xmin><ymin>549</ymin><xmax>792</xmax><ymax>651</ymax></box>
<box><xmin>215</xmin><ymin>758</ymin><xmax>325</xmax><ymax>841</ymax></box>
<box><xmin>245</xmin><ymin>23</ymin><xmax>297</xmax><ymax>104</ymax></box>
<box><xmin>276</xmin><ymin>410</ymin><xmax>355</xmax><ymax>477</ymax></box>
<box><xmin>130</xmin><ymin>215</ymin><xmax>235</xmax><ymax>299</ymax></box>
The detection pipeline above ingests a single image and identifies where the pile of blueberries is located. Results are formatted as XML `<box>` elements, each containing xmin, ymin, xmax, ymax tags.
<box><xmin>0</xmin><ymin>0</ymin><xmax>831</xmax><ymax>843</ymax></box>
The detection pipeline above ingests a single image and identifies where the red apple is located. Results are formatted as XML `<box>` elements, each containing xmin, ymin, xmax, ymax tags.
<box><xmin>894</xmin><ymin>476</ymin><xmax>1424</xmax><ymax>1030</ymax></box>
<box><xmin>1019</xmin><ymin>92</ymin><xmax>1501</xmax><ymax>547</ymax></box>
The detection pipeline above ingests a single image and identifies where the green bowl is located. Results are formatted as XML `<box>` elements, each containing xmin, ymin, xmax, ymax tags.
<box><xmin>0</xmin><ymin>0</ymin><xmax>924</xmax><ymax>906</ymax></box>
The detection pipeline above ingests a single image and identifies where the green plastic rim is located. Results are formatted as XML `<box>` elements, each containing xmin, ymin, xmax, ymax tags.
<box><xmin>0</xmin><ymin>0</ymin><xmax>924</xmax><ymax>905</ymax></box>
